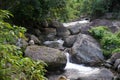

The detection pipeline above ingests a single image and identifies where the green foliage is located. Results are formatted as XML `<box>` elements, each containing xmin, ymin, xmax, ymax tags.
<box><xmin>90</xmin><ymin>26</ymin><xmax>120</xmax><ymax>57</ymax></box>
<box><xmin>0</xmin><ymin>9</ymin><xmax>47</xmax><ymax>80</ymax></box>
<box><xmin>78</xmin><ymin>0</ymin><xmax>110</xmax><ymax>17</ymax></box>
<box><xmin>112</xmin><ymin>48</ymin><xmax>120</xmax><ymax>53</ymax></box>
<box><xmin>89</xmin><ymin>26</ymin><xmax>109</xmax><ymax>39</ymax></box>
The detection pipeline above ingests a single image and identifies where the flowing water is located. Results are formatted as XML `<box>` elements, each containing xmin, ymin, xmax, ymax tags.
<box><xmin>45</xmin><ymin>20</ymin><xmax>100</xmax><ymax>75</ymax></box>
<box><xmin>63</xmin><ymin>20</ymin><xmax>89</xmax><ymax>27</ymax></box>
<box><xmin>64</xmin><ymin>52</ymin><xmax>100</xmax><ymax>74</ymax></box>
<box><xmin>44</xmin><ymin>39</ymin><xmax>99</xmax><ymax>74</ymax></box>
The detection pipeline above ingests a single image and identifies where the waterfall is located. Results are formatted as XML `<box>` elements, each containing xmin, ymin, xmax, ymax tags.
<box><xmin>64</xmin><ymin>52</ymin><xmax>99</xmax><ymax>74</ymax></box>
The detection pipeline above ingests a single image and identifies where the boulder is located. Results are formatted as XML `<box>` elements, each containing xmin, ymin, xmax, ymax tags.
<box><xmin>114</xmin><ymin>59</ymin><xmax>120</xmax><ymax>69</ymax></box>
<box><xmin>78</xmin><ymin>68</ymin><xmax>114</xmax><ymax>80</ymax></box>
<box><xmin>109</xmin><ymin>53</ymin><xmax>120</xmax><ymax>64</ymax></box>
<box><xmin>25</xmin><ymin>45</ymin><xmax>67</xmax><ymax>71</ymax></box>
<box><xmin>49</xmin><ymin>20</ymin><xmax>64</xmax><ymax>28</ymax></box>
<box><xmin>71</xmin><ymin>34</ymin><xmax>104</xmax><ymax>66</ymax></box>
<box><xmin>56</xmin><ymin>27</ymin><xmax>70</xmax><ymax>39</ymax></box>
<box><xmin>90</xmin><ymin>19</ymin><xmax>120</xmax><ymax>33</ymax></box>
<box><xmin>68</xmin><ymin>24</ymin><xmax>81</xmax><ymax>35</ymax></box>
<box><xmin>48</xmin><ymin>68</ymin><xmax>114</xmax><ymax>80</ymax></box>
<box><xmin>30</xmin><ymin>35</ymin><xmax>41</xmax><ymax>44</ymax></box>
<box><xmin>43</xmin><ymin>39</ymin><xmax>64</xmax><ymax>50</ymax></box>
<box><xmin>79</xmin><ymin>19</ymin><xmax>120</xmax><ymax>34</ymax></box>
<box><xmin>63</xmin><ymin>35</ymin><xmax>77</xmax><ymax>48</ymax></box>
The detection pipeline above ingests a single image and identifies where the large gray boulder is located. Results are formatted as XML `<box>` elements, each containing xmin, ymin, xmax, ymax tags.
<box><xmin>25</xmin><ymin>45</ymin><xmax>67</xmax><ymax>71</ymax></box>
<box><xmin>78</xmin><ymin>68</ymin><xmax>114</xmax><ymax>80</ymax></box>
<box><xmin>71</xmin><ymin>34</ymin><xmax>104</xmax><ymax>66</ymax></box>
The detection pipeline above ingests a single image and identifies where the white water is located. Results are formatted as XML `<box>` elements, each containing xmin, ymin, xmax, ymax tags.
<box><xmin>63</xmin><ymin>20</ymin><xmax>89</xmax><ymax>27</ymax></box>
<box><xmin>43</xmin><ymin>39</ymin><xmax>64</xmax><ymax>45</ymax></box>
<box><xmin>44</xmin><ymin>20</ymin><xmax>100</xmax><ymax>74</ymax></box>
<box><xmin>64</xmin><ymin>52</ymin><xmax>99</xmax><ymax>74</ymax></box>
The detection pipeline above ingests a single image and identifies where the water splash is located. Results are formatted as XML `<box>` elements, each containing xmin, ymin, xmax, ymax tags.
<box><xmin>63</xmin><ymin>20</ymin><xmax>89</xmax><ymax>27</ymax></box>
<box><xmin>64</xmin><ymin>52</ymin><xmax>99</xmax><ymax>73</ymax></box>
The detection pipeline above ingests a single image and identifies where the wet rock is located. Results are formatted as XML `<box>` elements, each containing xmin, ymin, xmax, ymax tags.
<box><xmin>48</xmin><ymin>68</ymin><xmax>114</xmax><ymax>80</ymax></box>
<box><xmin>110</xmin><ymin>53</ymin><xmax>120</xmax><ymax>64</ymax></box>
<box><xmin>43</xmin><ymin>40</ymin><xmax>64</xmax><ymax>50</ymax></box>
<box><xmin>63</xmin><ymin>35</ymin><xmax>77</xmax><ymax>48</ymax></box>
<box><xmin>71</xmin><ymin>34</ymin><xmax>104</xmax><ymax>66</ymax></box>
<box><xmin>114</xmin><ymin>59</ymin><xmax>120</xmax><ymax>69</ymax></box>
<box><xmin>78</xmin><ymin>68</ymin><xmax>114</xmax><ymax>80</ymax></box>
<box><xmin>25</xmin><ymin>45</ymin><xmax>67</xmax><ymax>71</ymax></box>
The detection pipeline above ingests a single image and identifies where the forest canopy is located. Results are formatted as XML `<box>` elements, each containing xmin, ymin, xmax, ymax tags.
<box><xmin>0</xmin><ymin>0</ymin><xmax>120</xmax><ymax>27</ymax></box>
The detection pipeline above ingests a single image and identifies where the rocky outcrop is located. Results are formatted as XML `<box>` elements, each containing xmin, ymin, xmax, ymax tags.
<box><xmin>25</xmin><ymin>45</ymin><xmax>67</xmax><ymax>71</ymax></box>
<box><xmin>71</xmin><ymin>34</ymin><xmax>104</xmax><ymax>66</ymax></box>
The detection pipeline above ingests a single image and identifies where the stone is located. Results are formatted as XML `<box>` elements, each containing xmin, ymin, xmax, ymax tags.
<box><xmin>56</xmin><ymin>27</ymin><xmax>70</xmax><ymax>39</ymax></box>
<box><xmin>25</xmin><ymin>45</ymin><xmax>67</xmax><ymax>71</ymax></box>
<box><xmin>78</xmin><ymin>68</ymin><xmax>114</xmax><ymax>80</ymax></box>
<box><xmin>71</xmin><ymin>34</ymin><xmax>104</xmax><ymax>66</ymax></box>
<box><xmin>110</xmin><ymin>53</ymin><xmax>120</xmax><ymax>64</ymax></box>
<box><xmin>63</xmin><ymin>35</ymin><xmax>77</xmax><ymax>48</ymax></box>
<box><xmin>114</xmin><ymin>59</ymin><xmax>120</xmax><ymax>69</ymax></box>
<box><xmin>30</xmin><ymin>35</ymin><xmax>41</xmax><ymax>44</ymax></box>
<box><xmin>68</xmin><ymin>24</ymin><xmax>81</xmax><ymax>35</ymax></box>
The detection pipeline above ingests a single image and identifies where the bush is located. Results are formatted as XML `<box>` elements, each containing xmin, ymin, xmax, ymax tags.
<box><xmin>89</xmin><ymin>26</ymin><xmax>109</xmax><ymax>39</ymax></box>
<box><xmin>90</xmin><ymin>26</ymin><xmax>120</xmax><ymax>57</ymax></box>
<box><xmin>0</xmin><ymin>9</ymin><xmax>47</xmax><ymax>80</ymax></box>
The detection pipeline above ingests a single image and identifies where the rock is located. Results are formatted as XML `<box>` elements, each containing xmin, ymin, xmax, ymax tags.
<box><xmin>34</xmin><ymin>29</ymin><xmax>41</xmax><ymax>37</ymax></box>
<box><xmin>43</xmin><ymin>28</ymin><xmax>56</xmax><ymax>41</ymax></box>
<box><xmin>117</xmin><ymin>64</ymin><xmax>120</xmax><ymax>73</ymax></box>
<box><xmin>63</xmin><ymin>35</ymin><xmax>77</xmax><ymax>48</ymax></box>
<box><xmin>109</xmin><ymin>53</ymin><xmax>120</xmax><ymax>64</ymax></box>
<box><xmin>30</xmin><ymin>35</ymin><xmax>41</xmax><ymax>44</ymax></box>
<box><xmin>49</xmin><ymin>20</ymin><xmax>64</xmax><ymax>28</ymax></box>
<box><xmin>25</xmin><ymin>34</ymin><xmax>41</xmax><ymax>45</ymax></box>
<box><xmin>78</xmin><ymin>68</ymin><xmax>114</xmax><ymax>80</ymax></box>
<box><xmin>41</xmin><ymin>20</ymin><xmax>48</xmax><ymax>28</ymax></box>
<box><xmin>71</xmin><ymin>34</ymin><xmax>104</xmax><ymax>66</ymax></box>
<box><xmin>68</xmin><ymin>24</ymin><xmax>81</xmax><ymax>35</ymax></box>
<box><xmin>25</xmin><ymin>45</ymin><xmax>67</xmax><ymax>71</ymax></box>
<box><xmin>56</xmin><ymin>27</ymin><xmax>70</xmax><ymax>39</ymax></box>
<box><xmin>114</xmin><ymin>59</ymin><xmax>120</xmax><ymax>69</ymax></box>
<box><xmin>48</xmin><ymin>68</ymin><xmax>114</xmax><ymax>80</ymax></box>
<box><xmin>90</xmin><ymin>19</ymin><xmax>120</xmax><ymax>33</ymax></box>
<box><xmin>43</xmin><ymin>40</ymin><xmax>64</xmax><ymax>50</ymax></box>
<box><xmin>16</xmin><ymin>38</ymin><xmax>28</xmax><ymax>48</ymax></box>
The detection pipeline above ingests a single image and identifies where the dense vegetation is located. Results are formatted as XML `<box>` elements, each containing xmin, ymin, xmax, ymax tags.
<box><xmin>1</xmin><ymin>0</ymin><xmax>120</xmax><ymax>27</ymax></box>
<box><xmin>0</xmin><ymin>9</ymin><xmax>46</xmax><ymax>80</ymax></box>
<box><xmin>0</xmin><ymin>0</ymin><xmax>120</xmax><ymax>79</ymax></box>
<box><xmin>90</xmin><ymin>26</ymin><xmax>120</xmax><ymax>57</ymax></box>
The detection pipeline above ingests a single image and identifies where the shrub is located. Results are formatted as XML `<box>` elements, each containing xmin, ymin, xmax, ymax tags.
<box><xmin>89</xmin><ymin>26</ymin><xmax>109</xmax><ymax>39</ymax></box>
<box><xmin>0</xmin><ymin>9</ymin><xmax>47</xmax><ymax>80</ymax></box>
<box><xmin>90</xmin><ymin>26</ymin><xmax>120</xmax><ymax>57</ymax></box>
